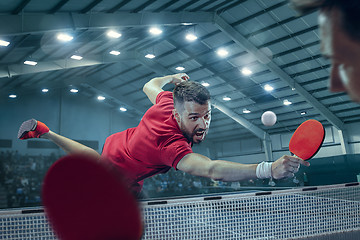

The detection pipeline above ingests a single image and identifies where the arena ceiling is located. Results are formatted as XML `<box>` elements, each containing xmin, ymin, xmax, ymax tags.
<box><xmin>1</xmin><ymin>0</ymin><xmax>359</xmax><ymax>143</ymax></box>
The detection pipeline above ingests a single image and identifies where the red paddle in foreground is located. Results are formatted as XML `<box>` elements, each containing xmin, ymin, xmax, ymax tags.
<box><xmin>289</xmin><ymin>119</ymin><xmax>325</xmax><ymax>160</ymax></box>
<box><xmin>42</xmin><ymin>154</ymin><xmax>142</xmax><ymax>240</ymax></box>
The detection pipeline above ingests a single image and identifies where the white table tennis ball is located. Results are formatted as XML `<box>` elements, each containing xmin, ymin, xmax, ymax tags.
<box><xmin>261</xmin><ymin>111</ymin><xmax>277</xmax><ymax>126</ymax></box>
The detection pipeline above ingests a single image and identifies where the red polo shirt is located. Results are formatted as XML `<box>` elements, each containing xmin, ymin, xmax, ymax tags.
<box><xmin>101</xmin><ymin>91</ymin><xmax>193</xmax><ymax>193</ymax></box>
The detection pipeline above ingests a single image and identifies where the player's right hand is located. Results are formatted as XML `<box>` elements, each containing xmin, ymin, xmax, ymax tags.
<box><xmin>271</xmin><ymin>155</ymin><xmax>310</xmax><ymax>179</ymax></box>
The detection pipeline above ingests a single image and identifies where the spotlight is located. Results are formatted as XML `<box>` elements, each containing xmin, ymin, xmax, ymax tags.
<box><xmin>223</xmin><ymin>96</ymin><xmax>231</xmax><ymax>101</ymax></box>
<box><xmin>264</xmin><ymin>84</ymin><xmax>274</xmax><ymax>92</ymax></box>
<box><xmin>109</xmin><ymin>50</ymin><xmax>121</xmax><ymax>56</ymax></box>
<box><xmin>107</xmin><ymin>30</ymin><xmax>122</xmax><ymax>38</ymax></box>
<box><xmin>217</xmin><ymin>48</ymin><xmax>228</xmax><ymax>57</ymax></box>
<box><xmin>149</xmin><ymin>27</ymin><xmax>162</xmax><ymax>35</ymax></box>
<box><xmin>24</xmin><ymin>60</ymin><xmax>38</xmax><ymax>66</ymax></box>
<box><xmin>175</xmin><ymin>66</ymin><xmax>185</xmax><ymax>71</ymax></box>
<box><xmin>241</xmin><ymin>67</ymin><xmax>252</xmax><ymax>76</ymax></box>
<box><xmin>283</xmin><ymin>99</ymin><xmax>292</xmax><ymax>105</ymax></box>
<box><xmin>71</xmin><ymin>55</ymin><xmax>83</xmax><ymax>60</ymax></box>
<box><xmin>185</xmin><ymin>34</ymin><xmax>198</xmax><ymax>41</ymax></box>
<box><xmin>57</xmin><ymin>33</ymin><xmax>73</xmax><ymax>42</ymax></box>
<box><xmin>145</xmin><ymin>54</ymin><xmax>155</xmax><ymax>59</ymax></box>
<box><xmin>0</xmin><ymin>40</ymin><xmax>10</xmax><ymax>46</ymax></box>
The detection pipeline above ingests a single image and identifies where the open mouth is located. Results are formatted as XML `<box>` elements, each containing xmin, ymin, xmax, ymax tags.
<box><xmin>194</xmin><ymin>130</ymin><xmax>206</xmax><ymax>141</ymax></box>
<box><xmin>195</xmin><ymin>130</ymin><xmax>205</xmax><ymax>136</ymax></box>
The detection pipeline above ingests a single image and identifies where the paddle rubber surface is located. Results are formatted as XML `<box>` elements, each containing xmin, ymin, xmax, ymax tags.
<box><xmin>289</xmin><ymin>119</ymin><xmax>325</xmax><ymax>160</ymax></box>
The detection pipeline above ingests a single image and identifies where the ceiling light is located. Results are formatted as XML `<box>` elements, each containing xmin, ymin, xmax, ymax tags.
<box><xmin>24</xmin><ymin>60</ymin><xmax>38</xmax><ymax>66</ymax></box>
<box><xmin>97</xmin><ymin>96</ymin><xmax>105</xmax><ymax>101</ymax></box>
<box><xmin>201</xmin><ymin>82</ymin><xmax>210</xmax><ymax>87</ymax></box>
<box><xmin>145</xmin><ymin>54</ymin><xmax>155</xmax><ymax>59</ymax></box>
<box><xmin>109</xmin><ymin>50</ymin><xmax>121</xmax><ymax>55</ymax></box>
<box><xmin>300</xmin><ymin>111</ymin><xmax>306</xmax><ymax>115</ymax></box>
<box><xmin>283</xmin><ymin>99</ymin><xmax>292</xmax><ymax>105</ymax></box>
<box><xmin>241</xmin><ymin>67</ymin><xmax>252</xmax><ymax>76</ymax></box>
<box><xmin>120</xmin><ymin>107</ymin><xmax>127</xmax><ymax>112</ymax></box>
<box><xmin>243</xmin><ymin>109</ymin><xmax>251</xmax><ymax>114</ymax></box>
<box><xmin>223</xmin><ymin>96</ymin><xmax>231</xmax><ymax>101</ymax></box>
<box><xmin>175</xmin><ymin>66</ymin><xmax>185</xmax><ymax>71</ymax></box>
<box><xmin>70</xmin><ymin>88</ymin><xmax>79</xmax><ymax>93</ymax></box>
<box><xmin>9</xmin><ymin>94</ymin><xmax>17</xmax><ymax>98</ymax></box>
<box><xmin>149</xmin><ymin>27</ymin><xmax>162</xmax><ymax>35</ymax></box>
<box><xmin>57</xmin><ymin>33</ymin><xmax>73</xmax><ymax>42</ymax></box>
<box><xmin>185</xmin><ymin>33</ymin><xmax>198</xmax><ymax>41</ymax></box>
<box><xmin>107</xmin><ymin>30</ymin><xmax>122</xmax><ymax>38</ymax></box>
<box><xmin>71</xmin><ymin>55</ymin><xmax>83</xmax><ymax>60</ymax></box>
<box><xmin>264</xmin><ymin>84</ymin><xmax>274</xmax><ymax>92</ymax></box>
<box><xmin>42</xmin><ymin>88</ymin><xmax>49</xmax><ymax>93</ymax></box>
<box><xmin>217</xmin><ymin>48</ymin><xmax>228</xmax><ymax>57</ymax></box>
<box><xmin>0</xmin><ymin>40</ymin><xmax>10</xmax><ymax>46</ymax></box>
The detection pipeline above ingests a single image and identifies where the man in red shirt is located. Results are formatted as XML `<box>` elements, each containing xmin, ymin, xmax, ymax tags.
<box><xmin>18</xmin><ymin>73</ymin><xmax>309</xmax><ymax>195</ymax></box>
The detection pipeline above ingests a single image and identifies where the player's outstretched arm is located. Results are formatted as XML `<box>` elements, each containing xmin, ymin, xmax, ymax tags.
<box><xmin>177</xmin><ymin>153</ymin><xmax>258</xmax><ymax>181</ymax></box>
<box><xmin>176</xmin><ymin>153</ymin><xmax>310</xmax><ymax>181</ymax></box>
<box><xmin>143</xmin><ymin>73</ymin><xmax>189</xmax><ymax>105</ymax></box>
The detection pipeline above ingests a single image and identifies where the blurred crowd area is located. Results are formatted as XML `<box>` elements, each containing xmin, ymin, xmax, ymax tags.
<box><xmin>0</xmin><ymin>150</ymin><xmax>59</xmax><ymax>208</ymax></box>
<box><xmin>142</xmin><ymin>167</ymin><xmax>306</xmax><ymax>199</ymax></box>
<box><xmin>0</xmin><ymin>151</ymin><xmax>306</xmax><ymax>208</ymax></box>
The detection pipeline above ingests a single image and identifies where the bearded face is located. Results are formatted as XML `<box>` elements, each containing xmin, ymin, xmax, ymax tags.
<box><xmin>173</xmin><ymin>101</ymin><xmax>211</xmax><ymax>144</ymax></box>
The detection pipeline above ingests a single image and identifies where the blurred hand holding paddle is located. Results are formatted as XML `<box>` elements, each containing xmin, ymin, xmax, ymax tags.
<box><xmin>42</xmin><ymin>154</ymin><xmax>142</xmax><ymax>240</ymax></box>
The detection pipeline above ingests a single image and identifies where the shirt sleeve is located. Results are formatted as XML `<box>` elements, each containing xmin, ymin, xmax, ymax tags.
<box><xmin>156</xmin><ymin>91</ymin><xmax>173</xmax><ymax>105</ymax></box>
<box><xmin>161</xmin><ymin>136</ymin><xmax>193</xmax><ymax>169</ymax></box>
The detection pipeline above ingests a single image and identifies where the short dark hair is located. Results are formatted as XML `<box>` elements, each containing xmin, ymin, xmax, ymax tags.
<box><xmin>173</xmin><ymin>81</ymin><xmax>211</xmax><ymax>111</ymax></box>
<box><xmin>290</xmin><ymin>0</ymin><xmax>360</xmax><ymax>41</ymax></box>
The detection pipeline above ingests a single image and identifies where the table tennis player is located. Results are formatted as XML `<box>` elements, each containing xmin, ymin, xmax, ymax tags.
<box><xmin>290</xmin><ymin>0</ymin><xmax>360</xmax><ymax>103</ymax></box>
<box><xmin>18</xmin><ymin>73</ymin><xmax>309</xmax><ymax>196</ymax></box>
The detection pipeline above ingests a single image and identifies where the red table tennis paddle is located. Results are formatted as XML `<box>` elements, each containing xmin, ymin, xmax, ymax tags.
<box><xmin>289</xmin><ymin>119</ymin><xmax>325</xmax><ymax>160</ymax></box>
<box><xmin>42</xmin><ymin>154</ymin><xmax>142</xmax><ymax>240</ymax></box>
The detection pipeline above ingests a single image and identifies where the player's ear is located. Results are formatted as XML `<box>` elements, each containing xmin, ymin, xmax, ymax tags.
<box><xmin>173</xmin><ymin>108</ymin><xmax>181</xmax><ymax>125</ymax></box>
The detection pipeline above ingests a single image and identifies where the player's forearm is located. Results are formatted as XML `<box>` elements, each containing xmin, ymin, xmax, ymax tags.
<box><xmin>143</xmin><ymin>76</ymin><xmax>173</xmax><ymax>104</ymax></box>
<box><xmin>145</xmin><ymin>76</ymin><xmax>173</xmax><ymax>89</ymax></box>
<box><xmin>177</xmin><ymin>153</ymin><xmax>259</xmax><ymax>181</ymax></box>
<box><xmin>209</xmin><ymin>160</ymin><xmax>258</xmax><ymax>181</ymax></box>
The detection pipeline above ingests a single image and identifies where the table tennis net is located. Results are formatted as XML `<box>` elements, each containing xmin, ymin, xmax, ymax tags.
<box><xmin>1</xmin><ymin>183</ymin><xmax>360</xmax><ymax>239</ymax></box>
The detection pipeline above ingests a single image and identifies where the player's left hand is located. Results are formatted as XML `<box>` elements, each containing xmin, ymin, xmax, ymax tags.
<box><xmin>271</xmin><ymin>155</ymin><xmax>310</xmax><ymax>179</ymax></box>
<box><xmin>170</xmin><ymin>73</ymin><xmax>189</xmax><ymax>85</ymax></box>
